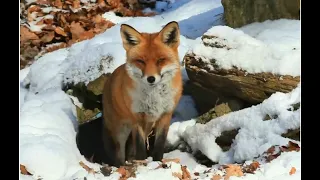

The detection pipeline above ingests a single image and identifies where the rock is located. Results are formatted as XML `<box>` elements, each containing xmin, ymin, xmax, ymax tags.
<box><xmin>87</xmin><ymin>73</ymin><xmax>110</xmax><ymax>96</ymax></box>
<box><xmin>184</xmin><ymin>81</ymin><xmax>246</xmax><ymax>116</ymax></box>
<box><xmin>196</xmin><ymin>103</ymin><xmax>232</xmax><ymax>124</ymax></box>
<box><xmin>65</xmin><ymin>73</ymin><xmax>110</xmax><ymax>124</ymax></box>
<box><xmin>222</xmin><ymin>0</ymin><xmax>300</xmax><ymax>28</ymax></box>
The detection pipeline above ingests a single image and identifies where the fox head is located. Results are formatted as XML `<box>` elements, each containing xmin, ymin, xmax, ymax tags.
<box><xmin>120</xmin><ymin>21</ymin><xmax>180</xmax><ymax>86</ymax></box>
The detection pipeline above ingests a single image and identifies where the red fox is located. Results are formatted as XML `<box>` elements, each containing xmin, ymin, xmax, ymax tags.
<box><xmin>102</xmin><ymin>21</ymin><xmax>183</xmax><ymax>167</ymax></box>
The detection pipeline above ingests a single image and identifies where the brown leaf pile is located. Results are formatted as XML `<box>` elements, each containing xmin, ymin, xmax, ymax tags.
<box><xmin>20</xmin><ymin>0</ymin><xmax>157</xmax><ymax>69</ymax></box>
<box><xmin>206</xmin><ymin>141</ymin><xmax>300</xmax><ymax>180</ymax></box>
<box><xmin>265</xmin><ymin>141</ymin><xmax>300</xmax><ymax>162</ymax></box>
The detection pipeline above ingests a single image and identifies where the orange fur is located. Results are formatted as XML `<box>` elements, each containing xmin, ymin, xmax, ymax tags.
<box><xmin>102</xmin><ymin>21</ymin><xmax>183</xmax><ymax>167</ymax></box>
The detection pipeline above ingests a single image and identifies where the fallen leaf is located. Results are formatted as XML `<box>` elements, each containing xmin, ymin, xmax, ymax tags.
<box><xmin>288</xmin><ymin>141</ymin><xmax>300</xmax><ymax>152</ymax></box>
<box><xmin>28</xmin><ymin>5</ymin><xmax>41</xmax><ymax>13</ymax></box>
<box><xmin>20</xmin><ymin>26</ymin><xmax>39</xmax><ymax>44</ymax></box>
<box><xmin>65</xmin><ymin>0</ymin><xmax>73</xmax><ymax>5</ymax></box>
<box><xmin>20</xmin><ymin>164</ymin><xmax>32</xmax><ymax>175</ymax></box>
<box><xmin>54</xmin><ymin>0</ymin><xmax>63</xmax><ymax>8</ymax></box>
<box><xmin>211</xmin><ymin>174</ymin><xmax>222</xmax><ymax>180</ymax></box>
<box><xmin>266</xmin><ymin>152</ymin><xmax>281</xmax><ymax>162</ymax></box>
<box><xmin>224</xmin><ymin>164</ymin><xmax>244</xmax><ymax>180</ymax></box>
<box><xmin>289</xmin><ymin>167</ymin><xmax>296</xmax><ymax>175</ymax></box>
<box><xmin>97</xmin><ymin>0</ymin><xmax>107</xmax><ymax>7</ymax></box>
<box><xmin>41</xmin><ymin>31</ymin><xmax>55</xmax><ymax>43</ymax></box>
<box><xmin>79</xmin><ymin>161</ymin><xmax>95</xmax><ymax>174</ymax></box>
<box><xmin>70</xmin><ymin>21</ymin><xmax>85</xmax><ymax>40</ymax></box>
<box><xmin>78</xmin><ymin>30</ymin><xmax>95</xmax><ymax>41</ymax></box>
<box><xmin>107</xmin><ymin>0</ymin><xmax>121</xmax><ymax>8</ymax></box>
<box><xmin>243</xmin><ymin>161</ymin><xmax>260</xmax><ymax>174</ymax></box>
<box><xmin>31</xmin><ymin>39</ymin><xmax>42</xmax><ymax>46</ymax></box>
<box><xmin>44</xmin><ymin>18</ymin><xmax>54</xmax><ymax>25</ymax></box>
<box><xmin>181</xmin><ymin>166</ymin><xmax>191</xmax><ymax>179</ymax></box>
<box><xmin>117</xmin><ymin>167</ymin><xmax>127</xmax><ymax>178</ymax></box>
<box><xmin>36</xmin><ymin>0</ymin><xmax>51</xmax><ymax>5</ymax></box>
<box><xmin>266</xmin><ymin>146</ymin><xmax>275</xmax><ymax>154</ymax></box>
<box><xmin>73</xmin><ymin>0</ymin><xmax>81</xmax><ymax>9</ymax></box>
<box><xmin>55</xmin><ymin>27</ymin><xmax>68</xmax><ymax>36</ymax></box>
<box><xmin>162</xmin><ymin>158</ymin><xmax>180</xmax><ymax>164</ymax></box>
<box><xmin>172</xmin><ymin>172</ymin><xmax>182</xmax><ymax>179</ymax></box>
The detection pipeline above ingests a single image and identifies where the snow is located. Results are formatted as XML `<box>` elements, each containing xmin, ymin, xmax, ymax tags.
<box><xmin>179</xmin><ymin>83</ymin><xmax>300</xmax><ymax>164</ymax></box>
<box><xmin>192</xmin><ymin>19</ymin><xmax>300</xmax><ymax>76</ymax></box>
<box><xmin>20</xmin><ymin>0</ymin><xmax>301</xmax><ymax>179</ymax></box>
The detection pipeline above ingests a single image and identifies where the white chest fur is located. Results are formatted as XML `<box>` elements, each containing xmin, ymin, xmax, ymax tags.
<box><xmin>129</xmin><ymin>82</ymin><xmax>177</xmax><ymax>121</ymax></box>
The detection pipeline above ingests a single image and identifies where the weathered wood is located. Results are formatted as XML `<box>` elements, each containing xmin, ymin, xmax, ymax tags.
<box><xmin>184</xmin><ymin>53</ymin><xmax>300</xmax><ymax>104</ymax></box>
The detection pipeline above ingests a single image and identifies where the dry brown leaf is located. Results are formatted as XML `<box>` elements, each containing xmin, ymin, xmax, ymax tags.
<box><xmin>181</xmin><ymin>166</ymin><xmax>191</xmax><ymax>179</ymax></box>
<box><xmin>93</xmin><ymin>15</ymin><xmax>103</xmax><ymax>24</ymax></box>
<box><xmin>97</xmin><ymin>0</ymin><xmax>107</xmax><ymax>7</ymax></box>
<box><xmin>79</xmin><ymin>161</ymin><xmax>95</xmax><ymax>174</ymax></box>
<box><xmin>162</xmin><ymin>158</ymin><xmax>180</xmax><ymax>164</ymax></box>
<box><xmin>44</xmin><ymin>18</ymin><xmax>54</xmax><ymax>25</ymax></box>
<box><xmin>55</xmin><ymin>27</ymin><xmax>68</xmax><ymax>36</ymax></box>
<box><xmin>289</xmin><ymin>167</ymin><xmax>296</xmax><ymax>175</ymax></box>
<box><xmin>54</xmin><ymin>0</ymin><xmax>63</xmax><ymax>8</ymax></box>
<box><xmin>28</xmin><ymin>5</ymin><xmax>42</xmax><ymax>13</ymax></box>
<box><xmin>211</xmin><ymin>174</ymin><xmax>222</xmax><ymax>180</ymax></box>
<box><xmin>288</xmin><ymin>141</ymin><xmax>300</xmax><ymax>152</ymax></box>
<box><xmin>172</xmin><ymin>172</ymin><xmax>182</xmax><ymax>179</ymax></box>
<box><xmin>266</xmin><ymin>152</ymin><xmax>281</xmax><ymax>162</ymax></box>
<box><xmin>266</xmin><ymin>146</ymin><xmax>275</xmax><ymax>154</ymax></box>
<box><xmin>117</xmin><ymin>167</ymin><xmax>127</xmax><ymax>178</ymax></box>
<box><xmin>20</xmin><ymin>164</ymin><xmax>32</xmax><ymax>175</ymax></box>
<box><xmin>20</xmin><ymin>26</ymin><xmax>39</xmax><ymax>44</ymax></box>
<box><xmin>36</xmin><ymin>0</ymin><xmax>51</xmax><ymax>5</ymax></box>
<box><xmin>107</xmin><ymin>0</ymin><xmax>121</xmax><ymax>8</ymax></box>
<box><xmin>243</xmin><ymin>161</ymin><xmax>260</xmax><ymax>174</ymax></box>
<box><xmin>58</xmin><ymin>13</ymin><xmax>67</xmax><ymax>25</ymax></box>
<box><xmin>224</xmin><ymin>164</ymin><xmax>244</xmax><ymax>180</ymax></box>
<box><xmin>65</xmin><ymin>0</ymin><xmax>72</xmax><ymax>5</ymax></box>
<box><xmin>79</xmin><ymin>30</ymin><xmax>95</xmax><ymax>41</ymax></box>
<box><xmin>31</xmin><ymin>39</ymin><xmax>42</xmax><ymax>46</ymax></box>
<box><xmin>70</xmin><ymin>21</ymin><xmax>85</xmax><ymax>39</ymax></box>
<box><xmin>41</xmin><ymin>31</ymin><xmax>55</xmax><ymax>43</ymax></box>
<box><xmin>73</xmin><ymin>0</ymin><xmax>81</xmax><ymax>9</ymax></box>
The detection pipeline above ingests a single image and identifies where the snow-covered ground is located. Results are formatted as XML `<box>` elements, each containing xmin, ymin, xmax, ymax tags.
<box><xmin>20</xmin><ymin>0</ymin><xmax>301</xmax><ymax>179</ymax></box>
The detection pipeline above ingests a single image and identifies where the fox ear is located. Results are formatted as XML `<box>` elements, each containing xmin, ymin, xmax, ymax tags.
<box><xmin>120</xmin><ymin>24</ymin><xmax>142</xmax><ymax>51</ymax></box>
<box><xmin>159</xmin><ymin>21</ymin><xmax>180</xmax><ymax>48</ymax></box>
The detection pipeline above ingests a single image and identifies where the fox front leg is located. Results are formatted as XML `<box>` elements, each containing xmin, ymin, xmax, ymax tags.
<box><xmin>151</xmin><ymin>113</ymin><xmax>172</xmax><ymax>161</ymax></box>
<box><xmin>103</xmin><ymin>123</ymin><xmax>131</xmax><ymax>167</ymax></box>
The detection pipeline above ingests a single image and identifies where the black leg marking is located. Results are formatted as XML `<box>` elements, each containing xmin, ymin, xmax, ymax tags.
<box><xmin>135</xmin><ymin>130</ymin><xmax>147</xmax><ymax>160</ymax></box>
<box><xmin>151</xmin><ymin>130</ymin><xmax>167</xmax><ymax>161</ymax></box>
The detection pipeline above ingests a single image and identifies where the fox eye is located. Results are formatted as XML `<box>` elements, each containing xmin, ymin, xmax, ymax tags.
<box><xmin>157</xmin><ymin>58</ymin><xmax>165</xmax><ymax>65</ymax></box>
<box><xmin>136</xmin><ymin>59</ymin><xmax>145</xmax><ymax>65</ymax></box>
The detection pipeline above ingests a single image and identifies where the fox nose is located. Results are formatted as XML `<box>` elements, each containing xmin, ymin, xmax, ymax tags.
<box><xmin>147</xmin><ymin>76</ymin><xmax>155</xmax><ymax>83</ymax></box>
